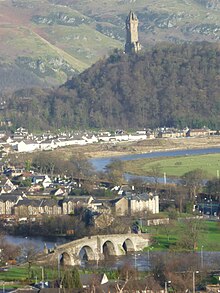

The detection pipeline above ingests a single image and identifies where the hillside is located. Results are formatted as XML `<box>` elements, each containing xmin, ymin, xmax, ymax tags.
<box><xmin>4</xmin><ymin>42</ymin><xmax>220</xmax><ymax>131</ymax></box>
<box><xmin>0</xmin><ymin>0</ymin><xmax>220</xmax><ymax>90</ymax></box>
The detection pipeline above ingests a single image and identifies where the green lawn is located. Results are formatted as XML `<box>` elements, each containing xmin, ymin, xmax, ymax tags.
<box><xmin>145</xmin><ymin>220</ymin><xmax>220</xmax><ymax>251</ymax></box>
<box><xmin>124</xmin><ymin>153</ymin><xmax>220</xmax><ymax>178</ymax></box>
<box><xmin>0</xmin><ymin>264</ymin><xmax>58</xmax><ymax>283</ymax></box>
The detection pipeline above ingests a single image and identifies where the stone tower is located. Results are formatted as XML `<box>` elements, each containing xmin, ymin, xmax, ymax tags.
<box><xmin>125</xmin><ymin>11</ymin><xmax>141</xmax><ymax>54</ymax></box>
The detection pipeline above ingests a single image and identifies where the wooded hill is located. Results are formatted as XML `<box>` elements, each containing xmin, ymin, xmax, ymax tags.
<box><xmin>5</xmin><ymin>42</ymin><xmax>220</xmax><ymax>131</ymax></box>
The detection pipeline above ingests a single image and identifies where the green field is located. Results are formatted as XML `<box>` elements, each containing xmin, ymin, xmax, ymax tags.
<box><xmin>146</xmin><ymin>220</ymin><xmax>220</xmax><ymax>251</ymax></box>
<box><xmin>124</xmin><ymin>153</ymin><xmax>220</xmax><ymax>179</ymax></box>
<box><xmin>0</xmin><ymin>264</ymin><xmax>58</xmax><ymax>283</ymax></box>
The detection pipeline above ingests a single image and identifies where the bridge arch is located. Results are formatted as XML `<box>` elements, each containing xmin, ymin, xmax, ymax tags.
<box><xmin>60</xmin><ymin>252</ymin><xmax>72</xmax><ymax>266</ymax></box>
<box><xmin>122</xmin><ymin>238</ymin><xmax>135</xmax><ymax>253</ymax></box>
<box><xmin>79</xmin><ymin>245</ymin><xmax>94</xmax><ymax>261</ymax></box>
<box><xmin>102</xmin><ymin>240</ymin><xmax>116</xmax><ymax>258</ymax></box>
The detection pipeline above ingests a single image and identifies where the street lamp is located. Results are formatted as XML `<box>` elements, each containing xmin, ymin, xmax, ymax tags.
<box><xmin>200</xmin><ymin>245</ymin><xmax>204</xmax><ymax>269</ymax></box>
<box><xmin>203</xmin><ymin>198</ymin><xmax>207</xmax><ymax>215</ymax></box>
<box><xmin>147</xmin><ymin>247</ymin><xmax>154</xmax><ymax>261</ymax></box>
<box><xmin>57</xmin><ymin>254</ymin><xmax>61</xmax><ymax>283</ymax></box>
<box><xmin>192</xmin><ymin>271</ymin><xmax>199</xmax><ymax>293</ymax></box>
<box><xmin>40</xmin><ymin>266</ymin><xmax>44</xmax><ymax>288</ymax></box>
<box><xmin>165</xmin><ymin>280</ymin><xmax>171</xmax><ymax>293</ymax></box>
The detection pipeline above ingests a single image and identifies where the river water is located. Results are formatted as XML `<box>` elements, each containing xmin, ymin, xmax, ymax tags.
<box><xmin>5</xmin><ymin>147</ymin><xmax>220</xmax><ymax>270</ymax></box>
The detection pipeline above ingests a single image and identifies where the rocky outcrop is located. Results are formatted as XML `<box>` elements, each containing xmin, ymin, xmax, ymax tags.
<box><xmin>195</xmin><ymin>0</ymin><xmax>219</xmax><ymax>9</ymax></box>
<box><xmin>32</xmin><ymin>12</ymin><xmax>92</xmax><ymax>26</ymax></box>
<box><xmin>183</xmin><ymin>23</ymin><xmax>220</xmax><ymax>39</ymax></box>
<box><xmin>15</xmin><ymin>56</ymin><xmax>77</xmax><ymax>77</ymax></box>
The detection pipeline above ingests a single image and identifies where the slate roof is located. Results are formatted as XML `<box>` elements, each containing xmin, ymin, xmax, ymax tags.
<box><xmin>80</xmin><ymin>273</ymin><xmax>108</xmax><ymax>286</ymax></box>
<box><xmin>14</xmin><ymin>198</ymin><xmax>41</xmax><ymax>207</ymax></box>
<box><xmin>39</xmin><ymin>199</ymin><xmax>59</xmax><ymax>207</ymax></box>
<box><xmin>124</xmin><ymin>192</ymin><xmax>154</xmax><ymax>201</ymax></box>
<box><xmin>0</xmin><ymin>194</ymin><xmax>20</xmax><ymax>202</ymax></box>
<box><xmin>62</xmin><ymin>196</ymin><xmax>92</xmax><ymax>204</ymax></box>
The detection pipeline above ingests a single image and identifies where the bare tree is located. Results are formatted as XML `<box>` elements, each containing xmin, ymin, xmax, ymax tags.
<box><xmin>149</xmin><ymin>163</ymin><xmax>161</xmax><ymax>191</ymax></box>
<box><xmin>19</xmin><ymin>242</ymin><xmax>41</xmax><ymax>280</ymax></box>
<box><xmin>0</xmin><ymin>233</ymin><xmax>20</xmax><ymax>265</ymax></box>
<box><xmin>151</xmin><ymin>252</ymin><xmax>202</xmax><ymax>292</ymax></box>
<box><xmin>181</xmin><ymin>168</ymin><xmax>207</xmax><ymax>200</ymax></box>
<box><xmin>177</xmin><ymin>219</ymin><xmax>203</xmax><ymax>251</ymax></box>
<box><xmin>69</xmin><ymin>153</ymin><xmax>94</xmax><ymax>187</ymax></box>
<box><xmin>105</xmin><ymin>159</ymin><xmax>125</xmax><ymax>187</ymax></box>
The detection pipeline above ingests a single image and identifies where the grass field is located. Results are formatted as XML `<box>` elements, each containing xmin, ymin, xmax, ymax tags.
<box><xmin>124</xmin><ymin>153</ymin><xmax>220</xmax><ymax>179</ymax></box>
<box><xmin>146</xmin><ymin>220</ymin><xmax>220</xmax><ymax>251</ymax></box>
<box><xmin>0</xmin><ymin>264</ymin><xmax>58</xmax><ymax>283</ymax></box>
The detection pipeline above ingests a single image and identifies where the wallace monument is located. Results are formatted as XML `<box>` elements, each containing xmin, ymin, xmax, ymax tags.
<box><xmin>125</xmin><ymin>11</ymin><xmax>141</xmax><ymax>54</ymax></box>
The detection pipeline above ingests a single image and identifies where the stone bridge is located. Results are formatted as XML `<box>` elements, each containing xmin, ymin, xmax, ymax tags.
<box><xmin>50</xmin><ymin>233</ymin><xmax>150</xmax><ymax>266</ymax></box>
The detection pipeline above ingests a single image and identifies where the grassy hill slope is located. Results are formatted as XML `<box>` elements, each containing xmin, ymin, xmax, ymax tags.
<box><xmin>0</xmin><ymin>0</ymin><xmax>219</xmax><ymax>90</ymax></box>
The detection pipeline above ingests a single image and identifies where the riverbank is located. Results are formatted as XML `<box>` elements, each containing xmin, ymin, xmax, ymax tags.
<box><xmin>8</xmin><ymin>136</ymin><xmax>220</xmax><ymax>164</ymax></box>
<box><xmin>55</xmin><ymin>136</ymin><xmax>220</xmax><ymax>159</ymax></box>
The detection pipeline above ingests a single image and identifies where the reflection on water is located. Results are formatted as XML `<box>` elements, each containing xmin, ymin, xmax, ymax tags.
<box><xmin>5</xmin><ymin>235</ymin><xmax>69</xmax><ymax>250</ymax></box>
<box><xmin>80</xmin><ymin>251</ymin><xmax>220</xmax><ymax>271</ymax></box>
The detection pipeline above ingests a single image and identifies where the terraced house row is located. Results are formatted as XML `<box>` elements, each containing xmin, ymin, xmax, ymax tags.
<box><xmin>0</xmin><ymin>191</ymin><xmax>159</xmax><ymax>221</ymax></box>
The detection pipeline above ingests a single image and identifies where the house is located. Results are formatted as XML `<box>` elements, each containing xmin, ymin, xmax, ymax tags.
<box><xmin>80</xmin><ymin>273</ymin><xmax>108</xmax><ymax>289</ymax></box>
<box><xmin>0</xmin><ymin>131</ymin><xmax>6</xmax><ymax>138</ymax></box>
<box><xmin>127</xmin><ymin>193</ymin><xmax>159</xmax><ymax>214</ymax></box>
<box><xmin>109</xmin><ymin>197</ymin><xmax>128</xmax><ymax>216</ymax></box>
<box><xmin>13</xmin><ymin>198</ymin><xmax>41</xmax><ymax>218</ymax></box>
<box><xmin>55</xmin><ymin>135</ymin><xmax>88</xmax><ymax>147</ymax></box>
<box><xmin>39</xmin><ymin>199</ymin><xmax>62</xmax><ymax>215</ymax></box>
<box><xmin>0</xmin><ymin>177</ymin><xmax>16</xmax><ymax>193</ymax></box>
<box><xmin>82</xmin><ymin>134</ymin><xmax>98</xmax><ymax>144</ymax></box>
<box><xmin>62</xmin><ymin>196</ymin><xmax>94</xmax><ymax>214</ymax></box>
<box><xmin>91</xmin><ymin>211</ymin><xmax>114</xmax><ymax>229</ymax></box>
<box><xmin>186</xmin><ymin>128</ymin><xmax>210</xmax><ymax>137</ymax></box>
<box><xmin>109</xmin><ymin>192</ymin><xmax>159</xmax><ymax>216</ymax></box>
<box><xmin>39</xmin><ymin>139</ymin><xmax>57</xmax><ymax>150</ymax></box>
<box><xmin>97</xmin><ymin>132</ymin><xmax>111</xmax><ymax>142</ymax></box>
<box><xmin>4</xmin><ymin>168</ymin><xmax>25</xmax><ymax>177</ymax></box>
<box><xmin>0</xmin><ymin>194</ymin><xmax>23</xmax><ymax>215</ymax></box>
<box><xmin>32</xmin><ymin>175</ymin><xmax>52</xmax><ymax>188</ymax></box>
<box><xmin>13</xmin><ymin>140</ymin><xmax>40</xmax><ymax>152</ymax></box>
<box><xmin>50</xmin><ymin>188</ymin><xmax>67</xmax><ymax>197</ymax></box>
<box><xmin>14</xmin><ymin>198</ymin><xmax>62</xmax><ymax>217</ymax></box>
<box><xmin>128</xmin><ymin>133</ymin><xmax>147</xmax><ymax>141</ymax></box>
